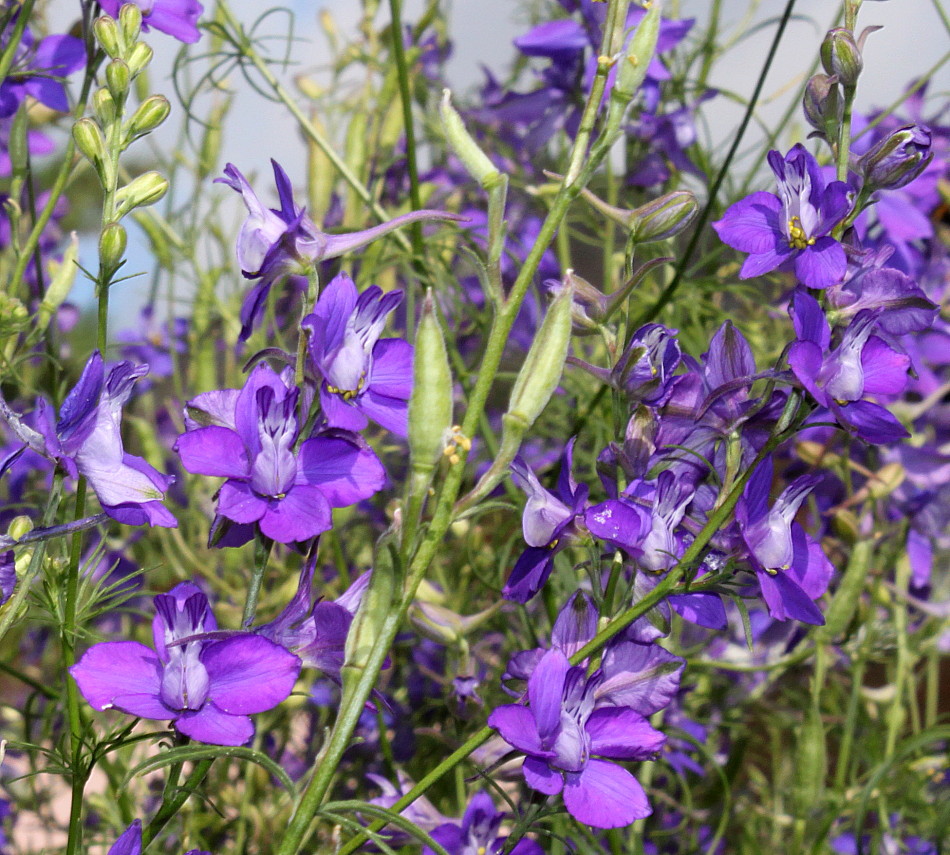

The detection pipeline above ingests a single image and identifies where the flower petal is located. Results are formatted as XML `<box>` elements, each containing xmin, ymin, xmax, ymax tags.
<box><xmin>216</xmin><ymin>480</ymin><xmax>267</xmax><ymax>524</ymax></box>
<box><xmin>258</xmin><ymin>484</ymin><xmax>332</xmax><ymax>543</ymax></box>
<box><xmin>793</xmin><ymin>238</ymin><xmax>846</xmax><ymax>289</ymax></box>
<box><xmin>585</xmin><ymin>706</ymin><xmax>666</xmax><ymax>759</ymax></box>
<box><xmin>522</xmin><ymin>756</ymin><xmax>564</xmax><ymax>795</ymax></box>
<box><xmin>487</xmin><ymin>705</ymin><xmax>550</xmax><ymax>758</ymax></box>
<box><xmin>204</xmin><ymin>635</ymin><xmax>301</xmax><ymax>714</ymax></box>
<box><xmin>712</xmin><ymin>192</ymin><xmax>783</xmax><ymax>253</ymax></box>
<box><xmin>297</xmin><ymin>435</ymin><xmax>386</xmax><ymax>506</ymax></box>
<box><xmin>175</xmin><ymin>426</ymin><xmax>249</xmax><ymax>478</ymax></box>
<box><xmin>529</xmin><ymin>649</ymin><xmax>570</xmax><ymax>744</ymax></box>
<box><xmin>71</xmin><ymin>641</ymin><xmax>171</xmax><ymax>719</ymax></box>
<box><xmin>175</xmin><ymin>701</ymin><xmax>254</xmax><ymax>746</ymax></box>
<box><xmin>563</xmin><ymin>759</ymin><xmax>651</xmax><ymax>828</ymax></box>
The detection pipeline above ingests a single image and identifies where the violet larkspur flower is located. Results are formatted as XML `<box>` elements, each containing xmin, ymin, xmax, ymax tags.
<box><xmin>217</xmin><ymin>160</ymin><xmax>462</xmax><ymax>339</ymax></box>
<box><xmin>35</xmin><ymin>352</ymin><xmax>177</xmax><ymax>527</ymax></box>
<box><xmin>424</xmin><ymin>791</ymin><xmax>543</xmax><ymax>855</ymax></box>
<box><xmin>98</xmin><ymin>0</ymin><xmax>204</xmax><ymax>44</ymax></box>
<box><xmin>175</xmin><ymin>363</ymin><xmax>385</xmax><ymax>546</ymax></box>
<box><xmin>302</xmin><ymin>272</ymin><xmax>412</xmax><ymax>437</ymax></box>
<box><xmin>109</xmin><ymin>819</ymin><xmax>210</xmax><ymax>855</ymax></box>
<box><xmin>713</xmin><ymin>143</ymin><xmax>853</xmax><ymax>288</ymax></box>
<box><xmin>71</xmin><ymin>582</ymin><xmax>301</xmax><ymax>746</ymax></box>
<box><xmin>488</xmin><ymin>649</ymin><xmax>665</xmax><ymax>829</ymax></box>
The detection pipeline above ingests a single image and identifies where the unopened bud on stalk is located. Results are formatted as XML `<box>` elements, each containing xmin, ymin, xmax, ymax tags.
<box><xmin>93</xmin><ymin>16</ymin><xmax>121</xmax><ymax>58</ymax></box>
<box><xmin>820</xmin><ymin>28</ymin><xmax>862</xmax><ymax>88</ymax></box>
<box><xmin>440</xmin><ymin>89</ymin><xmax>501</xmax><ymax>188</ymax></box>
<box><xmin>8</xmin><ymin>106</ymin><xmax>28</xmax><ymax>178</ymax></box>
<box><xmin>579</xmin><ymin>185</ymin><xmax>698</xmax><ymax>243</ymax></box>
<box><xmin>126</xmin><ymin>95</ymin><xmax>170</xmax><ymax>143</ymax></box>
<box><xmin>99</xmin><ymin>222</ymin><xmax>127</xmax><ymax>274</ymax></box>
<box><xmin>72</xmin><ymin>118</ymin><xmax>107</xmax><ymax>174</ymax></box>
<box><xmin>119</xmin><ymin>3</ymin><xmax>143</xmax><ymax>44</ymax></box>
<box><xmin>114</xmin><ymin>171</ymin><xmax>168</xmax><ymax>218</ymax></box>
<box><xmin>126</xmin><ymin>42</ymin><xmax>153</xmax><ymax>77</ymax></box>
<box><xmin>802</xmin><ymin>73</ymin><xmax>843</xmax><ymax>139</ymax></box>
<box><xmin>858</xmin><ymin>124</ymin><xmax>933</xmax><ymax>191</ymax></box>
<box><xmin>408</xmin><ymin>291</ymin><xmax>454</xmax><ymax>472</ymax></box>
<box><xmin>507</xmin><ymin>274</ymin><xmax>574</xmax><ymax>428</ymax></box>
<box><xmin>106</xmin><ymin>59</ymin><xmax>131</xmax><ymax>100</ymax></box>
<box><xmin>93</xmin><ymin>88</ymin><xmax>117</xmax><ymax>126</ymax></box>
<box><xmin>7</xmin><ymin>516</ymin><xmax>32</xmax><ymax>543</ymax></box>
<box><xmin>551</xmin><ymin>271</ymin><xmax>606</xmax><ymax>332</ymax></box>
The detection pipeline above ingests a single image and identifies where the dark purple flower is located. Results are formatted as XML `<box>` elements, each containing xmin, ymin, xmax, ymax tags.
<box><xmin>788</xmin><ymin>289</ymin><xmax>910</xmax><ymax>444</ymax></box>
<box><xmin>503</xmin><ymin>439</ymin><xmax>589</xmax><ymax>603</ymax></box>
<box><xmin>424</xmin><ymin>791</ymin><xmax>543</xmax><ymax>855</ymax></box>
<box><xmin>859</xmin><ymin>124</ymin><xmax>934</xmax><ymax>191</ymax></box>
<box><xmin>176</xmin><ymin>363</ymin><xmax>385</xmax><ymax>546</ymax></box>
<box><xmin>71</xmin><ymin>582</ymin><xmax>301</xmax><ymax>746</ymax></box>
<box><xmin>34</xmin><ymin>352</ymin><xmax>177</xmax><ymax>527</ymax></box>
<box><xmin>0</xmin><ymin>15</ymin><xmax>84</xmax><ymax>117</ymax></box>
<box><xmin>0</xmin><ymin>549</ymin><xmax>14</xmax><ymax>607</ymax></box>
<box><xmin>217</xmin><ymin>161</ymin><xmax>461</xmax><ymax>339</ymax></box>
<box><xmin>736</xmin><ymin>459</ymin><xmax>833</xmax><ymax>625</ymax></box>
<box><xmin>302</xmin><ymin>272</ymin><xmax>412</xmax><ymax>437</ymax></box>
<box><xmin>98</xmin><ymin>0</ymin><xmax>204</xmax><ymax>43</ymax></box>
<box><xmin>713</xmin><ymin>144</ymin><xmax>853</xmax><ymax>288</ymax></box>
<box><xmin>488</xmin><ymin>649</ymin><xmax>664</xmax><ymax>828</ymax></box>
<box><xmin>109</xmin><ymin>819</ymin><xmax>211</xmax><ymax>855</ymax></box>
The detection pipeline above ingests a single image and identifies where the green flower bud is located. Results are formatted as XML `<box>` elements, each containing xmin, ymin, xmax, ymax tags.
<box><xmin>114</xmin><ymin>171</ymin><xmax>169</xmax><ymax>218</ymax></box>
<box><xmin>125</xmin><ymin>95</ymin><xmax>170</xmax><ymax>144</ymax></box>
<box><xmin>38</xmin><ymin>232</ymin><xmax>79</xmax><ymax>328</ymax></box>
<box><xmin>439</xmin><ymin>89</ymin><xmax>502</xmax><ymax>189</ymax></box>
<box><xmin>632</xmin><ymin>190</ymin><xmax>699</xmax><ymax>242</ymax></box>
<box><xmin>408</xmin><ymin>291</ymin><xmax>454</xmax><ymax>472</ymax></box>
<box><xmin>119</xmin><ymin>3</ymin><xmax>143</xmax><ymax>44</ymax></box>
<box><xmin>507</xmin><ymin>273</ymin><xmax>574</xmax><ymax>428</ymax></box>
<box><xmin>106</xmin><ymin>59</ymin><xmax>131</xmax><ymax>100</ymax></box>
<box><xmin>94</xmin><ymin>16</ymin><xmax>122</xmax><ymax>59</ymax></box>
<box><xmin>72</xmin><ymin>118</ymin><xmax>108</xmax><ymax>179</ymax></box>
<box><xmin>126</xmin><ymin>42</ymin><xmax>153</xmax><ymax>77</ymax></box>
<box><xmin>7</xmin><ymin>105</ymin><xmax>28</xmax><ymax>180</ymax></box>
<box><xmin>93</xmin><ymin>87</ymin><xmax>118</xmax><ymax>127</ymax></box>
<box><xmin>0</xmin><ymin>294</ymin><xmax>28</xmax><ymax>342</ymax></box>
<box><xmin>820</xmin><ymin>28</ymin><xmax>862</xmax><ymax>89</ymax></box>
<box><xmin>802</xmin><ymin>73</ymin><xmax>843</xmax><ymax>140</ymax></box>
<box><xmin>99</xmin><ymin>222</ymin><xmax>128</xmax><ymax>273</ymax></box>
<box><xmin>7</xmin><ymin>516</ymin><xmax>33</xmax><ymax>542</ymax></box>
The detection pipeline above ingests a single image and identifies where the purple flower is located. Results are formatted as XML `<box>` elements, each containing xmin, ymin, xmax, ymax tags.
<box><xmin>713</xmin><ymin>143</ymin><xmax>852</xmax><ymax>288</ymax></box>
<box><xmin>503</xmin><ymin>439</ymin><xmax>589</xmax><ymax>603</ymax></box>
<box><xmin>788</xmin><ymin>289</ymin><xmax>910</xmax><ymax>444</ymax></box>
<box><xmin>216</xmin><ymin>161</ymin><xmax>461</xmax><ymax>339</ymax></box>
<box><xmin>0</xmin><ymin>14</ymin><xmax>84</xmax><ymax>117</ymax></box>
<box><xmin>175</xmin><ymin>363</ymin><xmax>385</xmax><ymax>546</ymax></box>
<box><xmin>109</xmin><ymin>819</ymin><xmax>211</xmax><ymax>855</ymax></box>
<box><xmin>302</xmin><ymin>272</ymin><xmax>412</xmax><ymax>437</ymax></box>
<box><xmin>424</xmin><ymin>791</ymin><xmax>543</xmax><ymax>855</ymax></box>
<box><xmin>71</xmin><ymin>582</ymin><xmax>301</xmax><ymax>746</ymax></box>
<box><xmin>35</xmin><ymin>352</ymin><xmax>177</xmax><ymax>527</ymax></box>
<box><xmin>98</xmin><ymin>0</ymin><xmax>204</xmax><ymax>43</ymax></box>
<box><xmin>488</xmin><ymin>649</ymin><xmax>665</xmax><ymax>828</ymax></box>
<box><xmin>736</xmin><ymin>459</ymin><xmax>833</xmax><ymax>625</ymax></box>
<box><xmin>0</xmin><ymin>550</ymin><xmax>14</xmax><ymax>607</ymax></box>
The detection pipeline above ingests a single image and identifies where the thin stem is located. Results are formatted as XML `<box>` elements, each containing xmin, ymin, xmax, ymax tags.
<box><xmin>242</xmin><ymin>537</ymin><xmax>273</xmax><ymax>627</ymax></box>
<box><xmin>630</xmin><ymin>0</ymin><xmax>799</xmax><ymax>327</ymax></box>
<box><xmin>141</xmin><ymin>758</ymin><xmax>214</xmax><ymax>849</ymax></box>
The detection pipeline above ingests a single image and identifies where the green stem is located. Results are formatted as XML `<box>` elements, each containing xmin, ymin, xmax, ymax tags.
<box><xmin>141</xmin><ymin>759</ymin><xmax>214</xmax><ymax>849</ymax></box>
<box><xmin>0</xmin><ymin>0</ymin><xmax>38</xmax><ymax>84</ymax></box>
<box><xmin>242</xmin><ymin>537</ymin><xmax>273</xmax><ymax>627</ymax></box>
<box><xmin>630</xmin><ymin>0</ymin><xmax>799</xmax><ymax>328</ymax></box>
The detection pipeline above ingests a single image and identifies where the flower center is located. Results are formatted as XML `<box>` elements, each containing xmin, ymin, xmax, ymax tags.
<box><xmin>787</xmin><ymin>216</ymin><xmax>816</xmax><ymax>251</ymax></box>
<box><xmin>326</xmin><ymin>374</ymin><xmax>366</xmax><ymax>401</ymax></box>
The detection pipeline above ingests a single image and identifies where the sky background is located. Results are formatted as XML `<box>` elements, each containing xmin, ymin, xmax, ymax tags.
<box><xmin>42</xmin><ymin>0</ymin><xmax>950</xmax><ymax>328</ymax></box>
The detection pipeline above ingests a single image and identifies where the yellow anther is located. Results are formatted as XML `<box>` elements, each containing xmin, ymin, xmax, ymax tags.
<box><xmin>787</xmin><ymin>216</ymin><xmax>811</xmax><ymax>251</ymax></box>
<box><xmin>449</xmin><ymin>453</ymin><xmax>460</xmax><ymax>465</ymax></box>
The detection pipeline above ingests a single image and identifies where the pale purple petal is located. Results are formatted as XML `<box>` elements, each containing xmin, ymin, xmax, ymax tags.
<box><xmin>175</xmin><ymin>701</ymin><xmax>254</xmax><ymax>746</ymax></box>
<box><xmin>522</xmin><ymin>756</ymin><xmax>563</xmax><ymax>795</ymax></box>
<box><xmin>296</xmin><ymin>435</ymin><xmax>385</xmax><ymax>505</ymax></box>
<box><xmin>740</xmin><ymin>246</ymin><xmax>793</xmax><ymax>278</ymax></box>
<box><xmin>860</xmin><ymin>337</ymin><xmax>909</xmax><ymax>397</ymax></box>
<box><xmin>793</xmin><ymin>238</ymin><xmax>846</xmax><ymax>289</ymax></box>
<box><xmin>585</xmin><ymin>707</ymin><xmax>666</xmax><ymax>759</ymax></box>
<box><xmin>71</xmin><ymin>641</ymin><xmax>171</xmax><ymax>718</ymax></box>
<box><xmin>529</xmin><ymin>649</ymin><xmax>570</xmax><ymax>743</ymax></box>
<box><xmin>712</xmin><ymin>192</ymin><xmax>783</xmax><ymax>253</ymax></box>
<box><xmin>175</xmin><ymin>426</ymin><xmax>249</xmax><ymax>478</ymax></box>
<box><xmin>595</xmin><ymin>642</ymin><xmax>684</xmax><ymax>715</ymax></box>
<box><xmin>487</xmin><ymin>705</ymin><xmax>551</xmax><ymax>758</ymax></box>
<box><xmin>562</xmin><ymin>759</ymin><xmax>651</xmax><ymax>828</ymax></box>
<box><xmin>258</xmin><ymin>484</ymin><xmax>332</xmax><ymax>543</ymax></box>
<box><xmin>204</xmin><ymin>635</ymin><xmax>300</xmax><ymax>714</ymax></box>
<box><xmin>216</xmin><ymin>480</ymin><xmax>267</xmax><ymax>524</ymax></box>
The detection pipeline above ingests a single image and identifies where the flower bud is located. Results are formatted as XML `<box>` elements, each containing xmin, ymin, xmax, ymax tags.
<box><xmin>631</xmin><ymin>190</ymin><xmax>699</xmax><ymax>242</ymax></box>
<box><xmin>106</xmin><ymin>59</ymin><xmax>131</xmax><ymax>99</ymax></box>
<box><xmin>94</xmin><ymin>16</ymin><xmax>122</xmax><ymax>58</ymax></box>
<box><xmin>793</xmin><ymin>704</ymin><xmax>827</xmax><ymax>816</ymax></box>
<box><xmin>7</xmin><ymin>105</ymin><xmax>29</xmax><ymax>179</ymax></box>
<box><xmin>802</xmin><ymin>73</ymin><xmax>843</xmax><ymax>138</ymax></box>
<box><xmin>440</xmin><ymin>89</ymin><xmax>502</xmax><ymax>189</ymax></box>
<box><xmin>72</xmin><ymin>118</ymin><xmax>108</xmax><ymax>176</ymax></box>
<box><xmin>93</xmin><ymin>87</ymin><xmax>117</xmax><ymax>126</ymax></box>
<box><xmin>0</xmin><ymin>294</ymin><xmax>28</xmax><ymax>343</ymax></box>
<box><xmin>99</xmin><ymin>222</ymin><xmax>127</xmax><ymax>273</ymax></box>
<box><xmin>548</xmin><ymin>271</ymin><xmax>605</xmax><ymax>332</ymax></box>
<box><xmin>507</xmin><ymin>273</ymin><xmax>574</xmax><ymax>428</ymax></box>
<box><xmin>114</xmin><ymin>171</ymin><xmax>169</xmax><ymax>218</ymax></box>
<box><xmin>820</xmin><ymin>28</ymin><xmax>862</xmax><ymax>88</ymax></box>
<box><xmin>125</xmin><ymin>95</ymin><xmax>171</xmax><ymax>143</ymax></box>
<box><xmin>126</xmin><ymin>42</ymin><xmax>153</xmax><ymax>77</ymax></box>
<box><xmin>858</xmin><ymin>124</ymin><xmax>933</xmax><ymax>191</ymax></box>
<box><xmin>6</xmin><ymin>517</ymin><xmax>32</xmax><ymax>543</ymax></box>
<box><xmin>409</xmin><ymin>601</ymin><xmax>461</xmax><ymax>645</ymax></box>
<box><xmin>408</xmin><ymin>291</ymin><xmax>454</xmax><ymax>472</ymax></box>
<box><xmin>119</xmin><ymin>3</ymin><xmax>143</xmax><ymax>44</ymax></box>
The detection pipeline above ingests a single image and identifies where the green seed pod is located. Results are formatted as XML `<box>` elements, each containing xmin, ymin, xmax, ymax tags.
<box><xmin>114</xmin><ymin>171</ymin><xmax>169</xmax><ymax>218</ymax></box>
<box><xmin>93</xmin><ymin>87</ymin><xmax>117</xmax><ymax>127</ymax></box>
<box><xmin>99</xmin><ymin>222</ymin><xmax>128</xmax><ymax>274</ymax></box>
<box><xmin>614</xmin><ymin>2</ymin><xmax>661</xmax><ymax>99</ymax></box>
<box><xmin>8</xmin><ymin>104</ymin><xmax>29</xmax><ymax>180</ymax></box>
<box><xmin>106</xmin><ymin>59</ymin><xmax>131</xmax><ymax>100</ymax></box>
<box><xmin>126</xmin><ymin>42</ymin><xmax>153</xmax><ymax>77</ymax></box>
<box><xmin>440</xmin><ymin>89</ymin><xmax>502</xmax><ymax>189</ymax></box>
<box><xmin>38</xmin><ymin>232</ymin><xmax>79</xmax><ymax>328</ymax></box>
<box><xmin>507</xmin><ymin>274</ymin><xmax>575</xmax><ymax>428</ymax></box>
<box><xmin>94</xmin><ymin>16</ymin><xmax>122</xmax><ymax>58</ymax></box>
<box><xmin>408</xmin><ymin>291</ymin><xmax>454</xmax><ymax>472</ymax></box>
<box><xmin>125</xmin><ymin>95</ymin><xmax>170</xmax><ymax>143</ymax></box>
<box><xmin>119</xmin><ymin>3</ymin><xmax>143</xmax><ymax>45</ymax></box>
<box><xmin>792</xmin><ymin>704</ymin><xmax>827</xmax><ymax>817</ymax></box>
<box><xmin>342</xmin><ymin>541</ymin><xmax>396</xmax><ymax>692</ymax></box>
<box><xmin>818</xmin><ymin>538</ymin><xmax>873</xmax><ymax>641</ymax></box>
<box><xmin>631</xmin><ymin>190</ymin><xmax>699</xmax><ymax>242</ymax></box>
